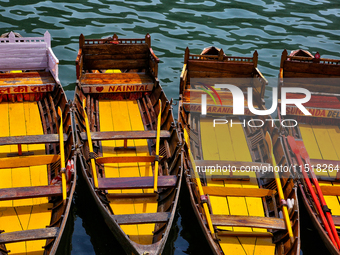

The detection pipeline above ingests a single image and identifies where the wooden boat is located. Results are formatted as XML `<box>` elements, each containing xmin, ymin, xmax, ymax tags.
<box><xmin>73</xmin><ymin>33</ymin><xmax>182</xmax><ymax>255</ymax></box>
<box><xmin>178</xmin><ymin>46</ymin><xmax>300</xmax><ymax>255</ymax></box>
<box><xmin>0</xmin><ymin>32</ymin><xmax>76</xmax><ymax>255</ymax></box>
<box><xmin>278</xmin><ymin>49</ymin><xmax>340</xmax><ymax>255</ymax></box>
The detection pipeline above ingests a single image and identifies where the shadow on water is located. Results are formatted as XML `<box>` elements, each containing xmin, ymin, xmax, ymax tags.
<box><xmin>298</xmin><ymin>188</ymin><xmax>331</xmax><ymax>255</ymax></box>
<box><xmin>163</xmin><ymin>180</ymin><xmax>212</xmax><ymax>255</ymax></box>
<box><xmin>70</xmin><ymin>169</ymin><xmax>126</xmax><ymax>255</ymax></box>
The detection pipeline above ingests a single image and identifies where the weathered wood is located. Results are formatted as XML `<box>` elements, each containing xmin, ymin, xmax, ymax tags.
<box><xmin>217</xmin><ymin>231</ymin><xmax>273</xmax><ymax>237</ymax></box>
<box><xmin>211</xmin><ymin>214</ymin><xmax>286</xmax><ymax>230</ymax></box>
<box><xmin>0</xmin><ymin>185</ymin><xmax>63</xmax><ymax>201</ymax></box>
<box><xmin>210</xmin><ymin>175</ymin><xmax>250</xmax><ymax>181</ymax></box>
<box><xmin>333</xmin><ymin>216</ymin><xmax>340</xmax><ymax>226</ymax></box>
<box><xmin>314</xmin><ymin>186</ymin><xmax>340</xmax><ymax>196</ymax></box>
<box><xmin>80</xmin><ymin>130</ymin><xmax>170</xmax><ymax>141</ymax></box>
<box><xmin>107</xmin><ymin>193</ymin><xmax>158</xmax><ymax>198</ymax></box>
<box><xmin>187</xmin><ymin>60</ymin><xmax>254</xmax><ymax>74</ymax></box>
<box><xmin>283</xmin><ymin>61</ymin><xmax>340</xmax><ymax>76</ymax></box>
<box><xmin>96</xmin><ymin>155</ymin><xmax>163</xmax><ymax>164</ymax></box>
<box><xmin>97</xmin><ymin>176</ymin><xmax>177</xmax><ymax>190</ymax></box>
<box><xmin>317</xmin><ymin>176</ymin><xmax>340</xmax><ymax>182</ymax></box>
<box><xmin>202</xmin><ymin>186</ymin><xmax>275</xmax><ymax>197</ymax></box>
<box><xmin>0</xmin><ymin>154</ymin><xmax>60</xmax><ymax>169</ymax></box>
<box><xmin>80</xmin><ymin>73</ymin><xmax>153</xmax><ymax>85</ymax></box>
<box><xmin>84</xmin><ymin>59</ymin><xmax>148</xmax><ymax>70</ymax></box>
<box><xmin>112</xmin><ymin>212</ymin><xmax>170</xmax><ymax>225</ymax></box>
<box><xmin>0</xmin><ymin>133</ymin><xmax>67</xmax><ymax>146</ymax></box>
<box><xmin>0</xmin><ymin>227</ymin><xmax>58</xmax><ymax>244</ymax></box>
<box><xmin>82</xmin><ymin>44</ymin><xmax>149</xmax><ymax>55</ymax></box>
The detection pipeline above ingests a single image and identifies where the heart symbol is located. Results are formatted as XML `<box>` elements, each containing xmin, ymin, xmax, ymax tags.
<box><xmin>96</xmin><ymin>86</ymin><xmax>104</xmax><ymax>92</ymax></box>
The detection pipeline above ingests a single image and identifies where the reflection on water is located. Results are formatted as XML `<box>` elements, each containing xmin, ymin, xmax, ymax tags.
<box><xmin>1</xmin><ymin>0</ymin><xmax>339</xmax><ymax>253</ymax></box>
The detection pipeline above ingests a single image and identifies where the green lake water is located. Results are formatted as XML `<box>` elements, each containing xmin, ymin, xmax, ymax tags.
<box><xmin>1</xmin><ymin>0</ymin><xmax>339</xmax><ymax>254</ymax></box>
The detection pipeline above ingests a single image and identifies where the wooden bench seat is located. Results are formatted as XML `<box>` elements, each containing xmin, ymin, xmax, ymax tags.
<box><xmin>0</xmin><ymin>133</ymin><xmax>67</xmax><ymax>146</ymax></box>
<box><xmin>0</xmin><ymin>185</ymin><xmax>63</xmax><ymax>201</ymax></box>
<box><xmin>0</xmin><ymin>154</ymin><xmax>60</xmax><ymax>169</ymax></box>
<box><xmin>211</xmin><ymin>214</ymin><xmax>286</xmax><ymax>230</ymax></box>
<box><xmin>112</xmin><ymin>212</ymin><xmax>170</xmax><ymax>225</ymax></box>
<box><xmin>96</xmin><ymin>155</ymin><xmax>162</xmax><ymax>164</ymax></box>
<box><xmin>97</xmin><ymin>176</ymin><xmax>177</xmax><ymax>190</ymax></box>
<box><xmin>80</xmin><ymin>73</ymin><xmax>154</xmax><ymax>85</ymax></box>
<box><xmin>80</xmin><ymin>130</ymin><xmax>170</xmax><ymax>141</ymax></box>
<box><xmin>202</xmin><ymin>186</ymin><xmax>275</xmax><ymax>197</ymax></box>
<box><xmin>0</xmin><ymin>227</ymin><xmax>58</xmax><ymax>244</ymax></box>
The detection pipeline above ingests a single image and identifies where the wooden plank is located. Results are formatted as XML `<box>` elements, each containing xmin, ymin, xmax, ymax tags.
<box><xmin>0</xmin><ymin>134</ymin><xmax>67</xmax><ymax>146</ymax></box>
<box><xmin>0</xmin><ymin>71</ymin><xmax>50</xmax><ymax>79</ymax></box>
<box><xmin>26</xmin><ymin>203</ymin><xmax>53</xmax><ymax>253</ymax></box>
<box><xmin>211</xmin><ymin>215</ymin><xmax>285</xmax><ymax>230</ymax></box>
<box><xmin>9</xmin><ymin>102</ymin><xmax>32</xmax><ymax>207</ymax></box>
<box><xmin>0</xmin><ymin>227</ymin><xmax>58</xmax><ymax>244</ymax></box>
<box><xmin>81</xmin><ymin>74</ymin><xmax>153</xmax><ymax>85</ymax></box>
<box><xmin>283</xmin><ymin>61</ymin><xmax>340</xmax><ymax>76</ymax></box>
<box><xmin>217</xmin><ymin>231</ymin><xmax>273</xmax><ymax>237</ymax></box>
<box><xmin>84</xmin><ymin>59</ymin><xmax>147</xmax><ymax>70</ymax></box>
<box><xmin>112</xmin><ymin>212</ymin><xmax>170</xmax><ymax>225</ymax></box>
<box><xmin>80</xmin><ymin>130</ymin><xmax>170</xmax><ymax>141</ymax></box>
<box><xmin>0</xmin><ymin>76</ymin><xmax>55</xmax><ymax>86</ymax></box>
<box><xmin>97</xmin><ymin>176</ymin><xmax>177</xmax><ymax>190</ymax></box>
<box><xmin>82</xmin><ymin>44</ymin><xmax>149</xmax><ymax>55</ymax></box>
<box><xmin>333</xmin><ymin>216</ymin><xmax>340</xmax><ymax>226</ymax></box>
<box><xmin>299</xmin><ymin>124</ymin><xmax>322</xmax><ymax>159</ymax></box>
<box><xmin>203</xmin><ymin>186</ymin><xmax>275</xmax><ymax>197</ymax></box>
<box><xmin>23</xmin><ymin>101</ymin><xmax>48</xmax><ymax>205</ymax></box>
<box><xmin>0</xmin><ymin>154</ymin><xmax>60</xmax><ymax>169</ymax></box>
<box><xmin>189</xmin><ymin>70</ymin><xmax>252</xmax><ymax>78</ymax></box>
<box><xmin>315</xmin><ymin>186</ymin><xmax>340</xmax><ymax>196</ymax></box>
<box><xmin>211</xmin><ymin>175</ymin><xmax>250</xmax><ymax>181</ymax></box>
<box><xmin>188</xmin><ymin>60</ymin><xmax>254</xmax><ymax>74</ymax></box>
<box><xmin>96</xmin><ymin>155</ymin><xmax>162</xmax><ymax>164</ymax></box>
<box><xmin>0</xmin><ymin>185</ymin><xmax>62</xmax><ymax>200</ymax></box>
<box><xmin>0</xmin><ymin>102</ymin><xmax>11</xmax><ymax>208</ymax></box>
<box><xmin>312</xmin><ymin>124</ymin><xmax>338</xmax><ymax>161</ymax></box>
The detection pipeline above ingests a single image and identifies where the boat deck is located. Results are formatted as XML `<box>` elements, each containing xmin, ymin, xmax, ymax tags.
<box><xmin>99</xmin><ymin>99</ymin><xmax>157</xmax><ymax>245</ymax></box>
<box><xmin>0</xmin><ymin>101</ymin><xmax>52</xmax><ymax>255</ymax></box>
<box><xmin>200</xmin><ymin>117</ymin><xmax>275</xmax><ymax>254</ymax></box>
<box><xmin>299</xmin><ymin>124</ymin><xmax>340</xmax><ymax>220</ymax></box>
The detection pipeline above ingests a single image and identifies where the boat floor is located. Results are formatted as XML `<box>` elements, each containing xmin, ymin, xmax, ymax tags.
<box><xmin>200</xmin><ymin>117</ymin><xmax>275</xmax><ymax>255</ymax></box>
<box><xmin>299</xmin><ymin>124</ymin><xmax>340</xmax><ymax>222</ymax></box>
<box><xmin>0</xmin><ymin>101</ymin><xmax>52</xmax><ymax>255</ymax></box>
<box><xmin>99</xmin><ymin>99</ymin><xmax>157</xmax><ymax>245</ymax></box>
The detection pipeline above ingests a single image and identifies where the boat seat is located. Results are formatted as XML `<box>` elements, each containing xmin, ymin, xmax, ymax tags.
<box><xmin>313</xmin><ymin>186</ymin><xmax>340</xmax><ymax>196</ymax></box>
<box><xmin>0</xmin><ymin>185</ymin><xmax>64</xmax><ymax>201</ymax></box>
<box><xmin>216</xmin><ymin>230</ymin><xmax>273</xmax><ymax>238</ymax></box>
<box><xmin>0</xmin><ymin>133</ymin><xmax>67</xmax><ymax>146</ymax></box>
<box><xmin>97</xmin><ymin>176</ymin><xmax>177</xmax><ymax>190</ymax></box>
<box><xmin>0</xmin><ymin>71</ymin><xmax>56</xmax><ymax>95</ymax></box>
<box><xmin>96</xmin><ymin>155</ymin><xmax>163</xmax><ymax>164</ymax></box>
<box><xmin>211</xmin><ymin>214</ymin><xmax>286</xmax><ymax>230</ymax></box>
<box><xmin>210</xmin><ymin>175</ymin><xmax>250</xmax><ymax>181</ymax></box>
<box><xmin>0</xmin><ymin>154</ymin><xmax>60</xmax><ymax>169</ymax></box>
<box><xmin>202</xmin><ymin>186</ymin><xmax>276</xmax><ymax>197</ymax></box>
<box><xmin>80</xmin><ymin>73</ymin><xmax>154</xmax><ymax>86</ymax></box>
<box><xmin>112</xmin><ymin>212</ymin><xmax>170</xmax><ymax>225</ymax></box>
<box><xmin>80</xmin><ymin>130</ymin><xmax>170</xmax><ymax>141</ymax></box>
<box><xmin>0</xmin><ymin>227</ymin><xmax>58</xmax><ymax>244</ymax></box>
